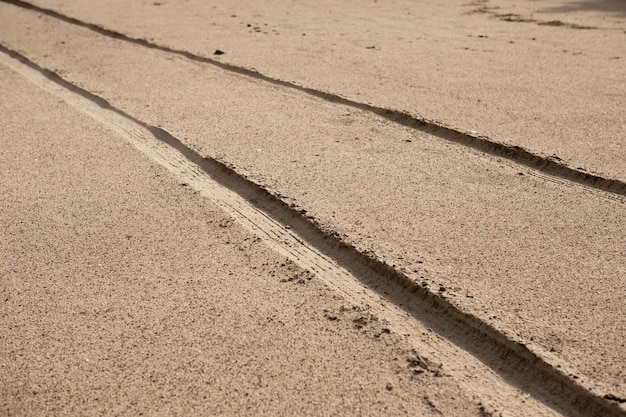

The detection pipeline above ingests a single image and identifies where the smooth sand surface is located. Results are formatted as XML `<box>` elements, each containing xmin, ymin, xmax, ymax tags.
<box><xmin>1</xmin><ymin>1</ymin><xmax>625</xmax><ymax>416</ymax></box>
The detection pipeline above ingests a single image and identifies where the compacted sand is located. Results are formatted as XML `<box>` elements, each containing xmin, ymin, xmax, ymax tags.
<box><xmin>1</xmin><ymin>1</ymin><xmax>625</xmax><ymax>416</ymax></box>
<box><xmin>1</xmin><ymin>61</ymin><xmax>493</xmax><ymax>417</ymax></box>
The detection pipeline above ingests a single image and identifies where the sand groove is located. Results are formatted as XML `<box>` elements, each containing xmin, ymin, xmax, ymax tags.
<box><xmin>1</xmin><ymin>44</ymin><xmax>624</xmax><ymax>417</ymax></box>
<box><xmin>1</xmin><ymin>0</ymin><xmax>625</xmax><ymax>198</ymax></box>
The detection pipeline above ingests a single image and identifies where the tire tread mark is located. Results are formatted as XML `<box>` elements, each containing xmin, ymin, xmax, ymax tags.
<box><xmin>1</xmin><ymin>43</ymin><xmax>624</xmax><ymax>417</ymax></box>
<box><xmin>1</xmin><ymin>0</ymin><xmax>625</xmax><ymax>198</ymax></box>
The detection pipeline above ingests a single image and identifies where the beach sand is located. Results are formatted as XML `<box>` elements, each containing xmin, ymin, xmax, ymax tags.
<box><xmin>1</xmin><ymin>1</ymin><xmax>624</xmax><ymax>415</ymax></box>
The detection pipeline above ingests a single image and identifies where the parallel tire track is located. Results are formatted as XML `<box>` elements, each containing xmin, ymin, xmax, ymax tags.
<box><xmin>2</xmin><ymin>0</ymin><xmax>625</xmax><ymax>198</ymax></box>
<box><xmin>1</xmin><ymin>43</ymin><xmax>624</xmax><ymax>417</ymax></box>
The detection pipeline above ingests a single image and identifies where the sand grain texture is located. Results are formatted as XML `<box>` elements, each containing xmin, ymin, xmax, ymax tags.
<box><xmin>1</xmin><ymin>0</ymin><xmax>625</xmax><ymax>416</ymax></box>
<box><xmin>18</xmin><ymin>0</ymin><xmax>626</xmax><ymax>183</ymax></box>
<box><xmin>0</xmin><ymin>62</ymin><xmax>494</xmax><ymax>417</ymax></box>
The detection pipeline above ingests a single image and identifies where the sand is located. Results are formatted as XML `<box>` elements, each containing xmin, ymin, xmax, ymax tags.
<box><xmin>16</xmin><ymin>0</ymin><xmax>626</xmax><ymax>183</ymax></box>
<box><xmin>1</xmin><ymin>1</ymin><xmax>625</xmax><ymax>416</ymax></box>
<box><xmin>0</xmin><ymin>58</ymin><xmax>494</xmax><ymax>417</ymax></box>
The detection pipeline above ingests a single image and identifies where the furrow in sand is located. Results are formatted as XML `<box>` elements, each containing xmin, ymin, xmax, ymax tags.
<box><xmin>1</xmin><ymin>44</ymin><xmax>623</xmax><ymax>417</ymax></box>
<box><xmin>1</xmin><ymin>0</ymin><xmax>625</xmax><ymax>197</ymax></box>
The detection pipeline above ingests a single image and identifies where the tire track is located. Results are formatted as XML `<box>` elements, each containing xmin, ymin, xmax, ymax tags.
<box><xmin>1</xmin><ymin>44</ymin><xmax>624</xmax><ymax>417</ymax></box>
<box><xmin>1</xmin><ymin>0</ymin><xmax>625</xmax><ymax>198</ymax></box>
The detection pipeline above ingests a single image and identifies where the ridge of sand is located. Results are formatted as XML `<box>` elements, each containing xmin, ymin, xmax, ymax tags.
<box><xmin>3</xmin><ymin>0</ymin><xmax>624</xmax><ymax>199</ymax></box>
<box><xmin>1</xmin><ymin>1</ymin><xmax>622</xmax><ymax>414</ymax></box>
<box><xmin>3</xmin><ymin>42</ymin><xmax>622</xmax><ymax>416</ymax></box>
<box><xmin>7</xmin><ymin>0</ymin><xmax>626</xmax><ymax>183</ymax></box>
<box><xmin>1</xmin><ymin>50</ymin><xmax>495</xmax><ymax>417</ymax></box>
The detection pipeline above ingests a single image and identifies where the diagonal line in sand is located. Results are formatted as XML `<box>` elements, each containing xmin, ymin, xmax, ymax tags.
<box><xmin>1</xmin><ymin>0</ymin><xmax>625</xmax><ymax>197</ymax></box>
<box><xmin>1</xmin><ymin>44</ymin><xmax>624</xmax><ymax>417</ymax></box>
